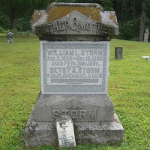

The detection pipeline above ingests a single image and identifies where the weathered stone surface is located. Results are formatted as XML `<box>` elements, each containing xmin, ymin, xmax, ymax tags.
<box><xmin>24</xmin><ymin>2</ymin><xmax>124</xmax><ymax>147</ymax></box>
<box><xmin>32</xmin><ymin>10</ymin><xmax>46</xmax><ymax>25</ymax></box>
<box><xmin>7</xmin><ymin>32</ymin><xmax>13</xmax><ymax>43</ymax></box>
<box><xmin>147</xmin><ymin>57</ymin><xmax>150</xmax><ymax>61</ymax></box>
<box><xmin>115</xmin><ymin>47</ymin><xmax>123</xmax><ymax>59</ymax></box>
<box><xmin>31</xmin><ymin>2</ymin><xmax>119</xmax><ymax>40</ymax></box>
<box><xmin>40</xmin><ymin>41</ymin><xmax>110</xmax><ymax>94</ymax></box>
<box><xmin>24</xmin><ymin>109</ymin><xmax>124</xmax><ymax>147</ymax></box>
<box><xmin>33</xmin><ymin>93</ymin><xmax>114</xmax><ymax>122</ymax></box>
<box><xmin>56</xmin><ymin>115</ymin><xmax>76</xmax><ymax>148</ymax></box>
<box><xmin>24</xmin><ymin>109</ymin><xmax>57</xmax><ymax>147</ymax></box>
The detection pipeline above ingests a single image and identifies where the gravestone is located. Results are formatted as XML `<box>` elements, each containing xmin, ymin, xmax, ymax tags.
<box><xmin>141</xmin><ymin>56</ymin><xmax>150</xmax><ymax>61</ymax></box>
<box><xmin>56</xmin><ymin>115</ymin><xmax>76</xmax><ymax>148</ymax></box>
<box><xmin>19</xmin><ymin>27</ymin><xmax>23</xmax><ymax>35</ymax></box>
<box><xmin>7</xmin><ymin>32</ymin><xmax>13</xmax><ymax>43</ymax></box>
<box><xmin>24</xmin><ymin>2</ymin><xmax>124</xmax><ymax>147</ymax></box>
<box><xmin>144</xmin><ymin>28</ymin><xmax>149</xmax><ymax>42</ymax></box>
<box><xmin>115</xmin><ymin>47</ymin><xmax>123</xmax><ymax>59</ymax></box>
<box><xmin>26</xmin><ymin>30</ymin><xmax>31</xmax><ymax>36</ymax></box>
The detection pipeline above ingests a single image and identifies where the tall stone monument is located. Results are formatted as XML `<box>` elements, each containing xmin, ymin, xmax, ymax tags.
<box><xmin>24</xmin><ymin>2</ymin><xmax>124</xmax><ymax>147</ymax></box>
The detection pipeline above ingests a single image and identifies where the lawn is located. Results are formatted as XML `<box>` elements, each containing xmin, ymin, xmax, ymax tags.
<box><xmin>0</xmin><ymin>34</ymin><xmax>150</xmax><ymax>150</ymax></box>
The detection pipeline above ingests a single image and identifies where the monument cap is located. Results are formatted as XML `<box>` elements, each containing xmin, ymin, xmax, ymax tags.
<box><xmin>31</xmin><ymin>2</ymin><xmax>119</xmax><ymax>40</ymax></box>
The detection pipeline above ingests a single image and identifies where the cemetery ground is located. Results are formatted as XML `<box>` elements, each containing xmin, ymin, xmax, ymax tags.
<box><xmin>0</xmin><ymin>34</ymin><xmax>149</xmax><ymax>150</ymax></box>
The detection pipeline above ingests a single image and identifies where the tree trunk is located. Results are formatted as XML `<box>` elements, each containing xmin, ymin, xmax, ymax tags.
<box><xmin>139</xmin><ymin>0</ymin><xmax>146</xmax><ymax>42</ymax></box>
<box><xmin>14</xmin><ymin>19</ymin><xmax>17</xmax><ymax>29</ymax></box>
<box><xmin>113</xmin><ymin>0</ymin><xmax>116</xmax><ymax>11</ymax></box>
<box><xmin>120</xmin><ymin>0</ymin><xmax>124</xmax><ymax>26</ymax></box>
<box><xmin>133</xmin><ymin>0</ymin><xmax>136</xmax><ymax>37</ymax></box>
<box><xmin>10</xmin><ymin>17</ymin><xmax>15</xmax><ymax>30</ymax></box>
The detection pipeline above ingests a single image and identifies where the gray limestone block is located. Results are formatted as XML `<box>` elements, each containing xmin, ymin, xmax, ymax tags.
<box><xmin>33</xmin><ymin>93</ymin><xmax>114</xmax><ymax>122</ymax></box>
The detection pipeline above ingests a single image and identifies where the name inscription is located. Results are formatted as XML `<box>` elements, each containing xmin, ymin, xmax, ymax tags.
<box><xmin>53</xmin><ymin>109</ymin><xmax>97</xmax><ymax>120</ymax></box>
<box><xmin>46</xmin><ymin>49</ymin><xmax>103</xmax><ymax>85</ymax></box>
<box><xmin>36</xmin><ymin>18</ymin><xmax>114</xmax><ymax>35</ymax></box>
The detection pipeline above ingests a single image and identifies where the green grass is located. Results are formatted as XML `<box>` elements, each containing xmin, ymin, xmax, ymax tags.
<box><xmin>0</xmin><ymin>34</ymin><xmax>150</xmax><ymax>150</ymax></box>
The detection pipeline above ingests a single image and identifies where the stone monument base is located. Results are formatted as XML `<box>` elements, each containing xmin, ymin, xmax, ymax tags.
<box><xmin>24</xmin><ymin>109</ymin><xmax>124</xmax><ymax>147</ymax></box>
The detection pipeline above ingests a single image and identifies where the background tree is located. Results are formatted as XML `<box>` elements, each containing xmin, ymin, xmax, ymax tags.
<box><xmin>139</xmin><ymin>0</ymin><xmax>150</xmax><ymax>41</ymax></box>
<box><xmin>1</xmin><ymin>0</ymin><xmax>150</xmax><ymax>41</ymax></box>
<box><xmin>0</xmin><ymin>0</ymin><xmax>49</xmax><ymax>29</ymax></box>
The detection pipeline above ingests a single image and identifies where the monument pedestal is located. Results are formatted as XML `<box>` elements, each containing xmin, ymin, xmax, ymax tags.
<box><xmin>24</xmin><ymin>93</ymin><xmax>124</xmax><ymax>147</ymax></box>
<box><xmin>33</xmin><ymin>93</ymin><xmax>114</xmax><ymax>122</ymax></box>
<box><xmin>24</xmin><ymin>110</ymin><xmax>123</xmax><ymax>147</ymax></box>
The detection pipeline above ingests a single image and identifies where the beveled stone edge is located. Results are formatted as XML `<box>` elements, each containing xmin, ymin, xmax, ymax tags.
<box><xmin>46</xmin><ymin>2</ymin><xmax>104</xmax><ymax>12</ymax></box>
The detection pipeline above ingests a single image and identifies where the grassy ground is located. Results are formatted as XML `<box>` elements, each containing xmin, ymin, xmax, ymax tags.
<box><xmin>0</xmin><ymin>34</ymin><xmax>150</xmax><ymax>150</ymax></box>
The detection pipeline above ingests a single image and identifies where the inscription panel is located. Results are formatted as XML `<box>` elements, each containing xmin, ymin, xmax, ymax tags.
<box><xmin>40</xmin><ymin>41</ymin><xmax>109</xmax><ymax>94</ymax></box>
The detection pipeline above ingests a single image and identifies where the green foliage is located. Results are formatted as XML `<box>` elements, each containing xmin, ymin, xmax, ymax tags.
<box><xmin>0</xmin><ymin>0</ymin><xmax>49</xmax><ymax>29</ymax></box>
<box><xmin>0</xmin><ymin>26</ymin><xmax>10</xmax><ymax>33</ymax></box>
<box><xmin>0</xmin><ymin>11</ymin><xmax>10</xmax><ymax>29</ymax></box>
<box><xmin>100</xmin><ymin>0</ymin><xmax>114</xmax><ymax>11</ymax></box>
<box><xmin>55</xmin><ymin>0</ymin><xmax>76</xmax><ymax>2</ymax></box>
<box><xmin>17</xmin><ymin>16</ymin><xmax>32</xmax><ymax>31</ymax></box>
<box><xmin>115</xmin><ymin>17</ymin><xmax>150</xmax><ymax>41</ymax></box>
<box><xmin>13</xmin><ymin>28</ymin><xmax>19</xmax><ymax>34</ymax></box>
<box><xmin>0</xmin><ymin>35</ymin><xmax>150</xmax><ymax>149</ymax></box>
<box><xmin>0</xmin><ymin>26</ymin><xmax>5</xmax><ymax>33</ymax></box>
<box><xmin>117</xmin><ymin>19</ymin><xmax>140</xmax><ymax>40</ymax></box>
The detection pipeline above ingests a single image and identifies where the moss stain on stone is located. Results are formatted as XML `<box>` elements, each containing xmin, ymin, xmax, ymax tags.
<box><xmin>109</xmin><ymin>12</ymin><xmax>118</xmax><ymax>26</ymax></box>
<box><xmin>32</xmin><ymin>12</ymin><xmax>42</xmax><ymax>25</ymax></box>
<box><xmin>46</xmin><ymin>6</ymin><xmax>101</xmax><ymax>23</ymax></box>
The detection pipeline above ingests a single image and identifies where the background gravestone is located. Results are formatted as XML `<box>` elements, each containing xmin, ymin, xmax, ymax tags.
<box><xmin>26</xmin><ymin>30</ymin><xmax>31</xmax><ymax>36</ymax></box>
<box><xmin>144</xmin><ymin>28</ymin><xmax>149</xmax><ymax>42</ymax></box>
<box><xmin>19</xmin><ymin>27</ymin><xmax>23</xmax><ymax>35</ymax></box>
<box><xmin>7</xmin><ymin>32</ymin><xmax>13</xmax><ymax>43</ymax></box>
<box><xmin>115</xmin><ymin>47</ymin><xmax>123</xmax><ymax>59</ymax></box>
<box><xmin>24</xmin><ymin>2</ymin><xmax>124</xmax><ymax>147</ymax></box>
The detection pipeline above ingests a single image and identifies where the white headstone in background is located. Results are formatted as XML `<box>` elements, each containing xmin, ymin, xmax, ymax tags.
<box><xmin>7</xmin><ymin>32</ymin><xmax>13</xmax><ymax>43</ymax></box>
<box><xmin>56</xmin><ymin>115</ymin><xmax>76</xmax><ymax>148</ymax></box>
<box><xmin>144</xmin><ymin>28</ymin><xmax>149</xmax><ymax>42</ymax></box>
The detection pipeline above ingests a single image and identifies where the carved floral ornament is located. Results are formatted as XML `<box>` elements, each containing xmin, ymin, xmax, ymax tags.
<box><xmin>66</xmin><ymin>98</ymin><xmax>84</xmax><ymax>109</ymax></box>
